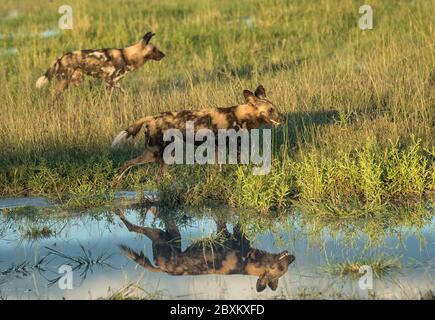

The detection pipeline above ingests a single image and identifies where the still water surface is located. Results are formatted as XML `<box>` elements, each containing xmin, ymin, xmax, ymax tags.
<box><xmin>0</xmin><ymin>195</ymin><xmax>433</xmax><ymax>299</ymax></box>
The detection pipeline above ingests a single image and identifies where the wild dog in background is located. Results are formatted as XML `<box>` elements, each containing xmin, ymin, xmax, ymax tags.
<box><xmin>116</xmin><ymin>208</ymin><xmax>295</xmax><ymax>292</ymax></box>
<box><xmin>111</xmin><ymin>85</ymin><xmax>284</xmax><ymax>183</ymax></box>
<box><xmin>35</xmin><ymin>32</ymin><xmax>165</xmax><ymax>98</ymax></box>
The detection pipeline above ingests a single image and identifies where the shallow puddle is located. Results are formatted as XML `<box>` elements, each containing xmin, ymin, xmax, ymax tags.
<box><xmin>0</xmin><ymin>196</ymin><xmax>52</xmax><ymax>209</ymax></box>
<box><xmin>0</xmin><ymin>197</ymin><xmax>433</xmax><ymax>300</ymax></box>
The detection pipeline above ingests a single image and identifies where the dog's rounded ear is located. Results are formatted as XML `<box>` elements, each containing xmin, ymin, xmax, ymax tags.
<box><xmin>256</xmin><ymin>274</ymin><xmax>268</xmax><ymax>292</ymax></box>
<box><xmin>142</xmin><ymin>32</ymin><xmax>155</xmax><ymax>45</ymax></box>
<box><xmin>243</xmin><ymin>90</ymin><xmax>257</xmax><ymax>105</ymax></box>
<box><xmin>268</xmin><ymin>278</ymin><xmax>279</xmax><ymax>291</ymax></box>
<box><xmin>254</xmin><ymin>85</ymin><xmax>266</xmax><ymax>99</ymax></box>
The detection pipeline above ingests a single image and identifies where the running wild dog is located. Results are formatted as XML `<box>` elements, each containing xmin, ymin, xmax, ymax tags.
<box><xmin>116</xmin><ymin>209</ymin><xmax>295</xmax><ymax>292</ymax></box>
<box><xmin>35</xmin><ymin>32</ymin><xmax>165</xmax><ymax>97</ymax></box>
<box><xmin>111</xmin><ymin>85</ymin><xmax>284</xmax><ymax>182</ymax></box>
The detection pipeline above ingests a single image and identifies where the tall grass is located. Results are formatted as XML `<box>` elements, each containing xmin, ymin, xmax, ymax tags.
<box><xmin>0</xmin><ymin>0</ymin><xmax>433</xmax><ymax>212</ymax></box>
<box><xmin>321</xmin><ymin>254</ymin><xmax>402</xmax><ymax>279</ymax></box>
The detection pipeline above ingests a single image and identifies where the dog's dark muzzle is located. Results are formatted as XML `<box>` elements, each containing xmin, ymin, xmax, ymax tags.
<box><xmin>270</xmin><ymin>112</ymin><xmax>285</xmax><ymax>126</ymax></box>
<box><xmin>154</xmin><ymin>51</ymin><xmax>165</xmax><ymax>61</ymax></box>
<box><xmin>278</xmin><ymin>251</ymin><xmax>295</xmax><ymax>264</ymax></box>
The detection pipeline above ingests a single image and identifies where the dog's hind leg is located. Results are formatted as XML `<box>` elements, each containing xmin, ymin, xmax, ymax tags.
<box><xmin>47</xmin><ymin>79</ymin><xmax>69</xmax><ymax>106</ymax></box>
<box><xmin>115</xmin><ymin>209</ymin><xmax>164</xmax><ymax>242</ymax></box>
<box><xmin>113</xmin><ymin>148</ymin><xmax>158</xmax><ymax>185</ymax></box>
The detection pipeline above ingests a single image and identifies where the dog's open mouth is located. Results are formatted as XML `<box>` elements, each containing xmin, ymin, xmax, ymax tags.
<box><xmin>270</xmin><ymin>119</ymin><xmax>281</xmax><ymax>125</ymax></box>
<box><xmin>278</xmin><ymin>251</ymin><xmax>289</xmax><ymax>260</ymax></box>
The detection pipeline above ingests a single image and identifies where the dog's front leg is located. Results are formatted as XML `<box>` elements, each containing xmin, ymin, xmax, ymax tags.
<box><xmin>115</xmin><ymin>209</ymin><xmax>164</xmax><ymax>242</ymax></box>
<box><xmin>104</xmin><ymin>83</ymin><xmax>115</xmax><ymax>101</ymax></box>
<box><xmin>115</xmin><ymin>83</ymin><xmax>127</xmax><ymax>95</ymax></box>
<box><xmin>112</xmin><ymin>148</ymin><xmax>159</xmax><ymax>186</ymax></box>
<box><xmin>105</xmin><ymin>82</ymin><xmax>127</xmax><ymax>100</ymax></box>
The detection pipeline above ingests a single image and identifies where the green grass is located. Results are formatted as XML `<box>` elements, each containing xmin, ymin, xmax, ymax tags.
<box><xmin>105</xmin><ymin>284</ymin><xmax>166</xmax><ymax>300</ymax></box>
<box><xmin>0</xmin><ymin>0</ymin><xmax>433</xmax><ymax>213</ymax></box>
<box><xmin>321</xmin><ymin>254</ymin><xmax>402</xmax><ymax>279</ymax></box>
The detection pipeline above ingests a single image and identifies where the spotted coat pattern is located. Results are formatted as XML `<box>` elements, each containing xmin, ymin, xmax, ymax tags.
<box><xmin>36</xmin><ymin>32</ymin><xmax>165</xmax><ymax>95</ymax></box>
<box><xmin>111</xmin><ymin>86</ymin><xmax>285</xmax><ymax>183</ymax></box>
<box><xmin>117</xmin><ymin>209</ymin><xmax>295</xmax><ymax>292</ymax></box>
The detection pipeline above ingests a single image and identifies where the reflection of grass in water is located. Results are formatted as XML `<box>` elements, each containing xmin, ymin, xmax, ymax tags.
<box><xmin>0</xmin><ymin>257</ymin><xmax>48</xmax><ymax>287</ymax></box>
<box><xmin>294</xmin><ymin>287</ymin><xmax>429</xmax><ymax>300</ymax></box>
<box><xmin>0</xmin><ymin>260</ymin><xmax>44</xmax><ymax>277</ymax></box>
<box><xmin>0</xmin><ymin>244</ymin><xmax>114</xmax><ymax>288</ymax></box>
<box><xmin>0</xmin><ymin>206</ymin><xmax>45</xmax><ymax>216</ymax></box>
<box><xmin>295</xmin><ymin>287</ymin><xmax>353</xmax><ymax>300</ymax></box>
<box><xmin>189</xmin><ymin>229</ymin><xmax>228</xmax><ymax>249</ymax></box>
<box><xmin>1</xmin><ymin>206</ymin><xmax>63</xmax><ymax>241</ymax></box>
<box><xmin>188</xmin><ymin>227</ymin><xmax>229</xmax><ymax>271</ymax></box>
<box><xmin>289</xmin><ymin>200</ymin><xmax>432</xmax><ymax>247</ymax></box>
<box><xmin>321</xmin><ymin>255</ymin><xmax>402</xmax><ymax>279</ymax></box>
<box><xmin>44</xmin><ymin>245</ymin><xmax>114</xmax><ymax>286</ymax></box>
<box><xmin>105</xmin><ymin>283</ymin><xmax>167</xmax><ymax>300</ymax></box>
<box><xmin>21</xmin><ymin>226</ymin><xmax>54</xmax><ymax>240</ymax></box>
<box><xmin>295</xmin><ymin>287</ymin><xmax>366</xmax><ymax>300</ymax></box>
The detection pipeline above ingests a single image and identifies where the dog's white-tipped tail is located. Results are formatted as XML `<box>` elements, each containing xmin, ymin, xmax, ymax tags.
<box><xmin>112</xmin><ymin>116</ymin><xmax>149</xmax><ymax>149</ymax></box>
<box><xmin>111</xmin><ymin>130</ymin><xmax>132</xmax><ymax>149</ymax></box>
<box><xmin>36</xmin><ymin>76</ymin><xmax>49</xmax><ymax>88</ymax></box>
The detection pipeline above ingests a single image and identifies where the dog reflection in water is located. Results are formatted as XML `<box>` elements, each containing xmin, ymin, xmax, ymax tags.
<box><xmin>116</xmin><ymin>208</ymin><xmax>295</xmax><ymax>292</ymax></box>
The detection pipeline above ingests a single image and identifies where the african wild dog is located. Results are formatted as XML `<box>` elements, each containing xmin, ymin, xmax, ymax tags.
<box><xmin>111</xmin><ymin>85</ymin><xmax>284</xmax><ymax>182</ymax></box>
<box><xmin>35</xmin><ymin>32</ymin><xmax>165</xmax><ymax>97</ymax></box>
<box><xmin>116</xmin><ymin>209</ymin><xmax>295</xmax><ymax>292</ymax></box>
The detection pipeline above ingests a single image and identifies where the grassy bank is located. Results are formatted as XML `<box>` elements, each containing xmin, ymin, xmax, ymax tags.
<box><xmin>0</xmin><ymin>0</ymin><xmax>433</xmax><ymax>212</ymax></box>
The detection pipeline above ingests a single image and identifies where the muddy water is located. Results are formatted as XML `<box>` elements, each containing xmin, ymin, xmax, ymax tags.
<box><xmin>0</xmin><ymin>196</ymin><xmax>433</xmax><ymax>300</ymax></box>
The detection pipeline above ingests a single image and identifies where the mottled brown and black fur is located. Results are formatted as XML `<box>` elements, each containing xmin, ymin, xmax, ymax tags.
<box><xmin>111</xmin><ymin>85</ymin><xmax>284</xmax><ymax>182</ymax></box>
<box><xmin>116</xmin><ymin>209</ymin><xmax>295</xmax><ymax>292</ymax></box>
<box><xmin>35</xmin><ymin>32</ymin><xmax>165</xmax><ymax>97</ymax></box>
